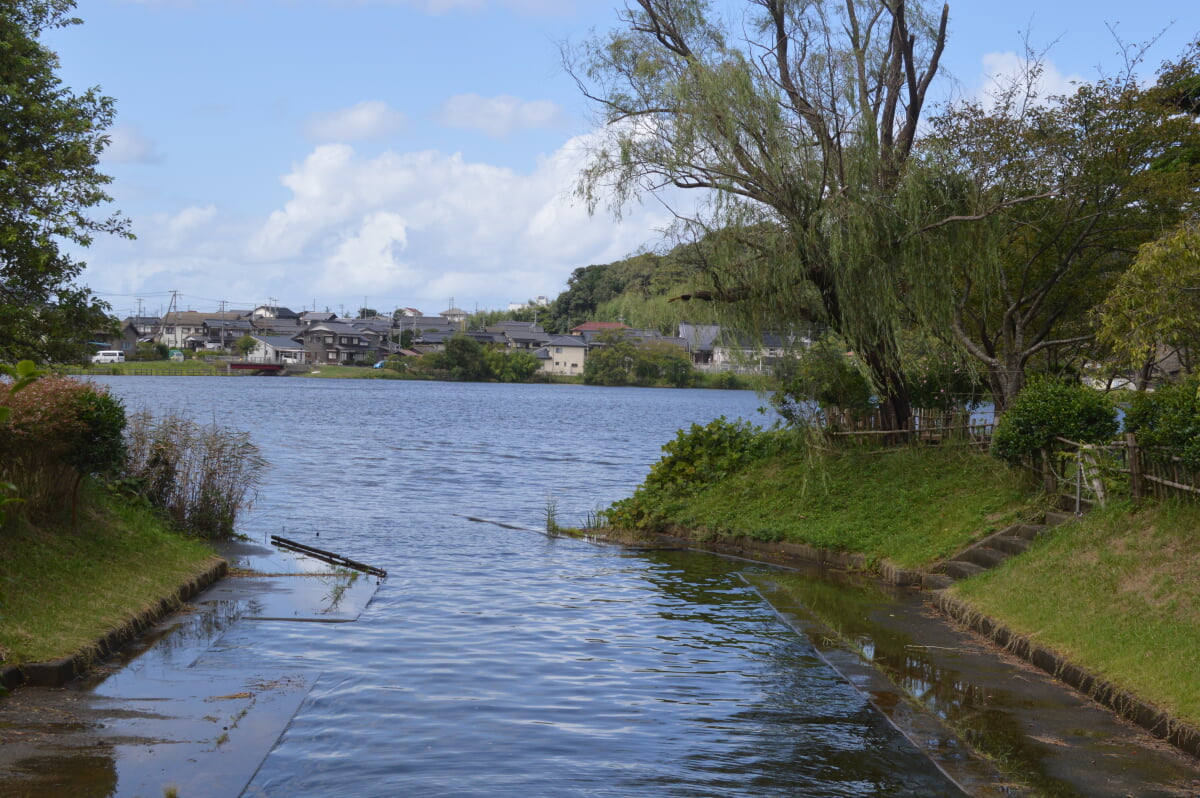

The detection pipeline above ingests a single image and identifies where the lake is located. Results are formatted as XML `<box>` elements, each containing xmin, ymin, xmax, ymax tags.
<box><xmin>83</xmin><ymin>376</ymin><xmax>963</xmax><ymax>796</ymax></box>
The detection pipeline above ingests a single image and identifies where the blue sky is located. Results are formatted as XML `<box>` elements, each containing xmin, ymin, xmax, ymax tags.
<box><xmin>43</xmin><ymin>0</ymin><xmax>1196</xmax><ymax>320</ymax></box>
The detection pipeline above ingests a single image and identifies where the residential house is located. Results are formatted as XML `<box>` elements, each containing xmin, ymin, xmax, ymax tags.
<box><xmin>535</xmin><ymin>335</ymin><xmax>588</xmax><ymax>377</ymax></box>
<box><xmin>439</xmin><ymin>307</ymin><xmax>469</xmax><ymax>327</ymax></box>
<box><xmin>252</xmin><ymin>305</ymin><xmax>300</xmax><ymax>321</ymax></box>
<box><xmin>570</xmin><ymin>321</ymin><xmax>630</xmax><ymax>342</ymax></box>
<box><xmin>486</xmin><ymin>321</ymin><xmax>551</xmax><ymax>350</ymax></box>
<box><xmin>247</xmin><ymin>335</ymin><xmax>310</xmax><ymax>365</ymax></box>
<box><xmin>158</xmin><ymin>311</ymin><xmax>228</xmax><ymax>350</ymax></box>
<box><xmin>299</xmin><ymin>311</ymin><xmax>337</xmax><ymax>326</ymax></box>
<box><xmin>203</xmin><ymin>317</ymin><xmax>255</xmax><ymax>350</ymax></box>
<box><xmin>678</xmin><ymin>322</ymin><xmax>721</xmax><ymax>366</ymax></box>
<box><xmin>119</xmin><ymin>315</ymin><xmax>161</xmax><ymax>356</ymax></box>
<box><xmin>299</xmin><ymin>321</ymin><xmax>384</xmax><ymax>364</ymax></box>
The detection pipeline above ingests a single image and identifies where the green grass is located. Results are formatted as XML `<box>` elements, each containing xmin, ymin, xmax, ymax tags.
<box><xmin>79</xmin><ymin>360</ymin><xmax>220</xmax><ymax>375</ymax></box>
<box><xmin>952</xmin><ymin>500</ymin><xmax>1200</xmax><ymax>728</ymax></box>
<box><xmin>620</xmin><ymin>443</ymin><xmax>1035</xmax><ymax>569</ymax></box>
<box><xmin>0</xmin><ymin>489</ymin><xmax>219</xmax><ymax>665</ymax></box>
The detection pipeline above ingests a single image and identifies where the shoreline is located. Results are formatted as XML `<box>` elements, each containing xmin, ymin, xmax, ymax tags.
<box><xmin>0</xmin><ymin>557</ymin><xmax>227</xmax><ymax>692</ymax></box>
<box><xmin>590</xmin><ymin>524</ymin><xmax>1200</xmax><ymax>764</ymax></box>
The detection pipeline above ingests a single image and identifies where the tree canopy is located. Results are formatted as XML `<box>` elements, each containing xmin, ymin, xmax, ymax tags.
<box><xmin>916</xmin><ymin>49</ymin><xmax>1200</xmax><ymax>407</ymax></box>
<box><xmin>575</xmin><ymin>0</ymin><xmax>950</xmax><ymax>429</ymax></box>
<box><xmin>0</xmin><ymin>0</ymin><xmax>130</xmax><ymax>363</ymax></box>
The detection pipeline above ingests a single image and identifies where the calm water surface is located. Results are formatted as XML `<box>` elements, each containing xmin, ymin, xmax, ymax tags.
<box><xmin>95</xmin><ymin>377</ymin><xmax>961</xmax><ymax>797</ymax></box>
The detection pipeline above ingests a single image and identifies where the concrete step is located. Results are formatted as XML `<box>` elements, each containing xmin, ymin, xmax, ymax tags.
<box><xmin>958</xmin><ymin>546</ymin><xmax>1008</xmax><ymax>569</ymax></box>
<box><xmin>1010</xmin><ymin>523</ymin><xmax>1047</xmax><ymax>540</ymax></box>
<box><xmin>1044</xmin><ymin>510</ymin><xmax>1076</xmax><ymax>528</ymax></box>
<box><xmin>937</xmin><ymin>560</ymin><xmax>986</xmax><ymax>580</ymax></box>
<box><xmin>922</xmin><ymin>572</ymin><xmax>956</xmax><ymax>590</ymax></box>
<box><xmin>988</xmin><ymin>535</ymin><xmax>1031</xmax><ymax>556</ymax></box>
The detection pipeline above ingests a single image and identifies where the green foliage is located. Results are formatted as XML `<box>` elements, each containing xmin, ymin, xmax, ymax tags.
<box><xmin>1096</xmin><ymin>218</ymin><xmax>1200</xmax><ymax>372</ymax></box>
<box><xmin>234</xmin><ymin>335</ymin><xmax>256</xmax><ymax>357</ymax></box>
<box><xmin>906</xmin><ymin>352</ymin><xmax>986</xmax><ymax>413</ymax></box>
<box><xmin>922</xmin><ymin>49</ymin><xmax>1200</xmax><ymax>408</ymax></box>
<box><xmin>1124</xmin><ymin>377</ymin><xmax>1200</xmax><ymax>469</ymax></box>
<box><xmin>0</xmin><ymin>374</ymin><xmax>124</xmax><ymax>520</ymax></box>
<box><xmin>583</xmin><ymin>331</ymin><xmax>638</xmax><ymax>386</ymax></box>
<box><xmin>441</xmin><ymin>334</ymin><xmax>492</xmax><ymax>381</ymax></box>
<box><xmin>0</xmin><ymin>1</ymin><xmax>132</xmax><ymax>362</ymax></box>
<box><xmin>487</xmin><ymin>349</ymin><xmax>540</xmax><ymax>383</ymax></box>
<box><xmin>608</xmin><ymin>417</ymin><xmax>766</xmax><ymax>530</ymax></box>
<box><xmin>647</xmin><ymin>417</ymin><xmax>763</xmax><ymax>494</ymax></box>
<box><xmin>583</xmin><ymin>331</ymin><xmax>695</xmax><ymax>387</ymax></box>
<box><xmin>771</xmin><ymin>350</ymin><xmax>876</xmax><ymax>428</ymax></box>
<box><xmin>64</xmin><ymin>387</ymin><xmax>126</xmax><ymax>478</ymax></box>
<box><xmin>991</xmin><ymin>378</ymin><xmax>1119</xmax><ymax>463</ymax></box>
<box><xmin>0</xmin><ymin>360</ymin><xmax>46</xmax><ymax>523</ymax></box>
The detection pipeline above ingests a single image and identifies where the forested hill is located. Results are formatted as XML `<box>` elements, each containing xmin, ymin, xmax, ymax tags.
<box><xmin>478</xmin><ymin>244</ymin><xmax>726</xmax><ymax>335</ymax></box>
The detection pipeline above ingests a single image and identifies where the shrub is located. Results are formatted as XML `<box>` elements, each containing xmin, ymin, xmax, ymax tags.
<box><xmin>643</xmin><ymin>416</ymin><xmax>764</xmax><ymax>495</ymax></box>
<box><xmin>0</xmin><ymin>375</ymin><xmax>126</xmax><ymax>520</ymax></box>
<box><xmin>1124</xmin><ymin>377</ymin><xmax>1200</xmax><ymax>469</ymax></box>
<box><xmin>991</xmin><ymin>377</ymin><xmax>1118</xmax><ymax>463</ymax></box>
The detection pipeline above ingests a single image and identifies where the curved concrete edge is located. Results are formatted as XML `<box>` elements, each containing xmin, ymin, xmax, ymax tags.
<box><xmin>0</xmin><ymin>557</ymin><xmax>228</xmax><ymax>693</ymax></box>
<box><xmin>933</xmin><ymin>591</ymin><xmax>1200</xmax><ymax>760</ymax></box>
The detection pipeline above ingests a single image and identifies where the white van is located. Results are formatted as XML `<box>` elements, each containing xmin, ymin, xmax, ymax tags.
<box><xmin>92</xmin><ymin>350</ymin><xmax>125</xmax><ymax>364</ymax></box>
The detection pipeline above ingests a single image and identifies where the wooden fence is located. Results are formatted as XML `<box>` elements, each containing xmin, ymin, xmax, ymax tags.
<box><xmin>824</xmin><ymin>407</ymin><xmax>996</xmax><ymax>447</ymax></box>
<box><xmin>1040</xmin><ymin>434</ymin><xmax>1200</xmax><ymax>509</ymax></box>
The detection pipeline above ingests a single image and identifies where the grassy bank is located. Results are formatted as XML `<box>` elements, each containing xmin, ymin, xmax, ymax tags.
<box><xmin>613</xmin><ymin>442</ymin><xmax>1036</xmax><ymax>569</ymax></box>
<box><xmin>951</xmin><ymin>500</ymin><xmax>1200</xmax><ymax>729</ymax></box>
<box><xmin>0</xmin><ymin>490</ymin><xmax>219</xmax><ymax>666</ymax></box>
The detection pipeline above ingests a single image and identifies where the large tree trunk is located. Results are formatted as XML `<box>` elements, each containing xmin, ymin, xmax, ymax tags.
<box><xmin>863</xmin><ymin>348</ymin><xmax>912</xmax><ymax>433</ymax></box>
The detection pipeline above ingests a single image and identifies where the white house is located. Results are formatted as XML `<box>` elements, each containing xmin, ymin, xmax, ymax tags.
<box><xmin>247</xmin><ymin>335</ymin><xmax>310</xmax><ymax>365</ymax></box>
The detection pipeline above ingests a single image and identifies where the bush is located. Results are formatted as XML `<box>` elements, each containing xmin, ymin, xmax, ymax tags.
<box><xmin>643</xmin><ymin>416</ymin><xmax>764</xmax><ymax>495</ymax></box>
<box><xmin>0</xmin><ymin>375</ymin><xmax>126</xmax><ymax>519</ymax></box>
<box><xmin>991</xmin><ymin>377</ymin><xmax>1118</xmax><ymax>463</ymax></box>
<box><xmin>1124</xmin><ymin>377</ymin><xmax>1200</xmax><ymax>469</ymax></box>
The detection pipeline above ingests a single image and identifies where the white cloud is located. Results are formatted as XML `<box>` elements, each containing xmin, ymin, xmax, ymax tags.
<box><xmin>434</xmin><ymin>93</ymin><xmax>566</xmax><ymax>138</ymax></box>
<box><xmin>317</xmin><ymin>212</ymin><xmax>415</xmax><ymax>294</ymax></box>
<box><xmin>976</xmin><ymin>52</ymin><xmax>1084</xmax><ymax>105</ymax></box>
<box><xmin>82</xmin><ymin>129</ymin><xmax>679</xmax><ymax>314</ymax></box>
<box><xmin>304</xmin><ymin>101</ymin><xmax>408</xmax><ymax>143</ymax></box>
<box><xmin>102</xmin><ymin>124</ymin><xmax>164</xmax><ymax>164</ymax></box>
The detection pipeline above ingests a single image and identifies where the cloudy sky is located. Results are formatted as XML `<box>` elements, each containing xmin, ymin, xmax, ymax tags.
<box><xmin>44</xmin><ymin>0</ymin><xmax>1196</xmax><ymax>319</ymax></box>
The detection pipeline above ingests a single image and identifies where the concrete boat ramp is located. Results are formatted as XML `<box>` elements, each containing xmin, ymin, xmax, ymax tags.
<box><xmin>0</xmin><ymin>538</ymin><xmax>382</xmax><ymax>798</ymax></box>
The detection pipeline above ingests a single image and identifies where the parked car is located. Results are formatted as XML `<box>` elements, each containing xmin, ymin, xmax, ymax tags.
<box><xmin>92</xmin><ymin>350</ymin><xmax>125</xmax><ymax>363</ymax></box>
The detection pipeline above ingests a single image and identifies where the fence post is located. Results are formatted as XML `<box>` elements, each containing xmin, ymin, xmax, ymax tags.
<box><xmin>1126</xmin><ymin>432</ymin><xmax>1142</xmax><ymax>504</ymax></box>
<box><xmin>1041</xmin><ymin>447</ymin><xmax>1057</xmax><ymax>494</ymax></box>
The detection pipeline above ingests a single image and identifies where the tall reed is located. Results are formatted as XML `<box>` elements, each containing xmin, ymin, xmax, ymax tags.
<box><xmin>124</xmin><ymin>410</ymin><xmax>267</xmax><ymax>538</ymax></box>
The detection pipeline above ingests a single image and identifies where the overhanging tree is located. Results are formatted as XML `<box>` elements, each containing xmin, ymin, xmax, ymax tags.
<box><xmin>0</xmin><ymin>0</ymin><xmax>131</xmax><ymax>362</ymax></box>
<box><xmin>573</xmin><ymin>0</ymin><xmax>949</xmax><ymax>431</ymax></box>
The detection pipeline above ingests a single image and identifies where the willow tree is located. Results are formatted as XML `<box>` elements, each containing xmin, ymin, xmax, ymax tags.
<box><xmin>916</xmin><ymin>46</ymin><xmax>1200</xmax><ymax>409</ymax></box>
<box><xmin>573</xmin><ymin>0</ymin><xmax>949</xmax><ymax>431</ymax></box>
